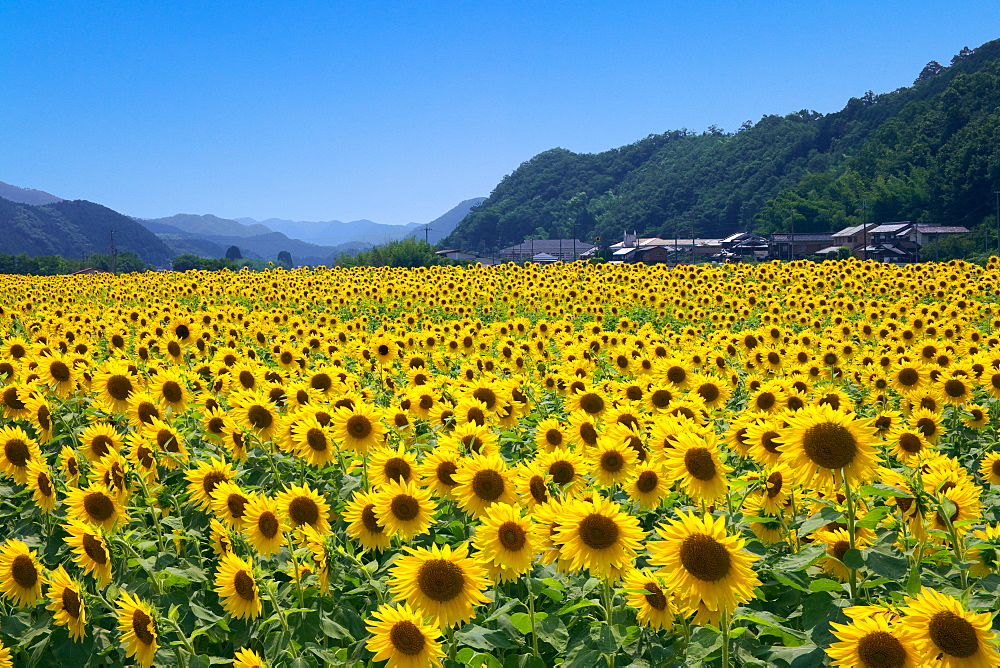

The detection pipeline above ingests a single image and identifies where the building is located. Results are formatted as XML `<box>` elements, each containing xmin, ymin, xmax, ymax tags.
<box><xmin>909</xmin><ymin>225</ymin><xmax>970</xmax><ymax>246</ymax></box>
<box><xmin>597</xmin><ymin>232</ymin><xmax>724</xmax><ymax>263</ymax></box>
<box><xmin>499</xmin><ymin>239</ymin><xmax>595</xmax><ymax>263</ymax></box>
<box><xmin>717</xmin><ymin>232</ymin><xmax>769</xmax><ymax>261</ymax></box>
<box><xmin>767</xmin><ymin>233</ymin><xmax>836</xmax><ymax>260</ymax></box>
<box><xmin>831</xmin><ymin>223</ymin><xmax>879</xmax><ymax>256</ymax></box>
<box><xmin>434</xmin><ymin>249</ymin><xmax>503</xmax><ymax>266</ymax></box>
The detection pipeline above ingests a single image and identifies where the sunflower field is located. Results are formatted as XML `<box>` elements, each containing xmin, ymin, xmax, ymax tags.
<box><xmin>1</xmin><ymin>258</ymin><xmax>1000</xmax><ymax>667</ymax></box>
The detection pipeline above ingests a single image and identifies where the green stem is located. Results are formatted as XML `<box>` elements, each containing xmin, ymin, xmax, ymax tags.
<box><xmin>133</xmin><ymin>470</ymin><xmax>166</xmax><ymax>553</ymax></box>
<box><xmin>165</xmin><ymin>616</ymin><xmax>197</xmax><ymax>655</ymax></box>
<box><xmin>841</xmin><ymin>469</ymin><xmax>859</xmax><ymax>600</ymax></box>
<box><xmin>720</xmin><ymin>608</ymin><xmax>731</xmax><ymax>668</ymax></box>
<box><xmin>602</xmin><ymin>579</ymin><xmax>615</xmax><ymax>668</ymax></box>
<box><xmin>526</xmin><ymin>575</ymin><xmax>540</xmax><ymax>660</ymax></box>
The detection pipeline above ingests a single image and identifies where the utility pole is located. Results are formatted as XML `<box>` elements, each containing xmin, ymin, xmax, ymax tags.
<box><xmin>109</xmin><ymin>229</ymin><xmax>117</xmax><ymax>275</ymax></box>
<box><xmin>789</xmin><ymin>210</ymin><xmax>796</xmax><ymax>262</ymax></box>
<box><xmin>423</xmin><ymin>225</ymin><xmax>432</xmax><ymax>244</ymax></box>
<box><xmin>861</xmin><ymin>200</ymin><xmax>868</xmax><ymax>261</ymax></box>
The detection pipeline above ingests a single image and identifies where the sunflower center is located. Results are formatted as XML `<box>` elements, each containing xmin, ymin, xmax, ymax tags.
<box><xmin>528</xmin><ymin>475</ymin><xmax>548</xmax><ymax>504</ymax></box>
<box><xmin>202</xmin><ymin>471</ymin><xmax>228</xmax><ymax>496</ymax></box>
<box><xmin>417</xmin><ymin>559</ymin><xmax>466</xmax><ymax>602</ymax></box>
<box><xmin>227</xmin><ymin>493</ymin><xmax>248</xmax><ymax>519</ymax></box>
<box><xmin>578</xmin><ymin>392</ymin><xmax>605</xmax><ymax>415</ymax></box>
<box><xmin>377</xmin><ymin>344</ymin><xmax>391</xmax><ymax>357</ymax></box>
<box><xmin>498</xmin><ymin>521</ymin><xmax>527</xmax><ymax>551</ymax></box>
<box><xmin>832</xmin><ymin>540</ymin><xmax>851</xmax><ymax>563</ymax></box>
<box><xmin>37</xmin><ymin>471</ymin><xmax>52</xmax><ymax>496</ymax></box>
<box><xmin>679</xmin><ymin>533</ymin><xmax>732</xmax><ymax>582</ymax></box>
<box><xmin>549</xmin><ymin>461</ymin><xmax>575</xmax><ymax>485</ymax></box>
<box><xmin>238</xmin><ymin>371</ymin><xmax>255</xmax><ymax>389</ymax></box>
<box><xmin>760</xmin><ymin>431</ymin><xmax>781</xmax><ymax>454</ymax></box>
<box><xmin>106</xmin><ymin>375</ymin><xmax>133</xmax><ymax>401</ymax></box>
<box><xmin>545</xmin><ymin>429</ymin><xmax>563</xmax><ymax>447</ymax></box>
<box><xmin>928</xmin><ymin>611</ymin><xmax>979</xmax><ymax>658</ymax></box>
<box><xmin>626</xmin><ymin>385</ymin><xmax>643</xmax><ymax>401</ymax></box>
<box><xmin>10</xmin><ymin>344</ymin><xmax>25</xmax><ymax>359</ymax></box>
<box><xmin>138</xmin><ymin>402</ymin><xmax>160</xmax><ymax>424</ymax></box>
<box><xmin>854</xmin><ymin>630</ymin><xmax>907</xmax><ymax>668</ymax></box>
<box><xmin>91</xmin><ymin>434</ymin><xmax>114</xmax><ymax>458</ymax></box>
<box><xmin>305</xmin><ymin>428</ymin><xmax>328</xmax><ymax>452</ymax></box>
<box><xmin>636</xmin><ymin>470</ymin><xmax>659</xmax><ymax>493</ymax></box>
<box><xmin>916</xmin><ymin>418</ymin><xmax>937</xmax><ymax>438</ymax></box>
<box><xmin>233</xmin><ymin>571</ymin><xmax>256</xmax><ymax>601</ymax></box>
<box><xmin>898</xmin><ymin>433</ymin><xmax>923</xmax><ymax>453</ymax></box>
<box><xmin>255</xmin><ymin>510</ymin><xmax>279</xmax><ymax>538</ymax></box>
<box><xmin>472</xmin><ymin>388</ymin><xmax>497</xmax><ymax>410</ymax></box>
<box><xmin>82</xmin><ymin>533</ymin><xmax>108</xmax><ymax>564</ymax></box>
<box><xmin>84</xmin><ymin>492</ymin><xmax>115</xmax><ymax>522</ymax></box>
<box><xmin>62</xmin><ymin>587</ymin><xmax>82</xmax><ymax>618</ymax></box>
<box><xmin>346</xmin><ymin>415</ymin><xmax>372</xmax><ymax>439</ymax></box>
<box><xmin>697</xmin><ymin>383</ymin><xmax>720</xmax><ymax>404</ymax></box>
<box><xmin>389</xmin><ymin>620</ymin><xmax>426</xmax><ymax>656</ymax></box>
<box><xmin>643</xmin><ymin>581</ymin><xmax>668</xmax><ymax>610</ymax></box>
<box><xmin>942</xmin><ymin>379</ymin><xmax>965</xmax><ymax>398</ymax></box>
<box><xmin>162</xmin><ymin>381</ymin><xmax>183</xmax><ymax>404</ymax></box>
<box><xmin>175</xmin><ymin>324</ymin><xmax>190</xmax><ymax>340</ymax></box>
<box><xmin>132</xmin><ymin>608</ymin><xmax>156</xmax><ymax>646</ymax></box>
<box><xmin>801</xmin><ymin>422</ymin><xmax>858</xmax><ymax>470</ymax></box>
<box><xmin>650</xmin><ymin>390</ymin><xmax>672</xmax><ymax>408</ymax></box>
<box><xmin>666</xmin><ymin>366</ymin><xmax>687</xmax><ymax>384</ymax></box>
<box><xmin>390</xmin><ymin>494</ymin><xmax>420</xmax><ymax>522</ymax></box>
<box><xmin>436</xmin><ymin>461</ymin><xmax>458</xmax><ymax>487</ymax></box>
<box><xmin>897</xmin><ymin>368</ymin><xmax>919</xmax><ymax>386</ymax></box>
<box><xmin>50</xmin><ymin>360</ymin><xmax>71</xmax><ymax>382</ymax></box>
<box><xmin>419</xmin><ymin>395</ymin><xmax>434</xmax><ymax>410</ymax></box>
<box><xmin>37</xmin><ymin>405</ymin><xmax>51</xmax><ymax>430</ymax></box>
<box><xmin>471</xmin><ymin>469</ymin><xmax>505</xmax><ymax>502</ymax></box>
<box><xmin>289</xmin><ymin>497</ymin><xmax>321</xmax><ymax>526</ymax></box>
<box><xmin>684</xmin><ymin>447</ymin><xmax>717</xmax><ymax>481</ymax></box>
<box><xmin>384</xmin><ymin>457</ymin><xmax>411</xmax><ymax>482</ymax></box>
<box><xmin>579</xmin><ymin>423</ymin><xmax>598</xmax><ymax>446</ymax></box>
<box><xmin>578</xmin><ymin>514</ymin><xmax>619</xmax><ymax>550</ymax></box>
<box><xmin>11</xmin><ymin>554</ymin><xmax>38</xmax><ymax>589</ymax></box>
<box><xmin>4</xmin><ymin>438</ymin><xmax>30</xmax><ymax>467</ymax></box>
<box><xmin>247</xmin><ymin>405</ymin><xmax>272</xmax><ymax>430</ymax></box>
<box><xmin>466</xmin><ymin>407</ymin><xmax>486</xmax><ymax>426</ymax></box>
<box><xmin>756</xmin><ymin>392</ymin><xmax>776</xmax><ymax>410</ymax></box>
<box><xmin>361</xmin><ymin>504</ymin><xmax>383</xmax><ymax>534</ymax></box>
<box><xmin>136</xmin><ymin>445</ymin><xmax>154</xmax><ymax>468</ymax></box>
<box><xmin>766</xmin><ymin>471</ymin><xmax>783</xmax><ymax>498</ymax></box>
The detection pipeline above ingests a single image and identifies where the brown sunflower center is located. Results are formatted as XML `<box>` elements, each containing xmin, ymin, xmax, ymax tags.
<box><xmin>943</xmin><ymin>379</ymin><xmax>965</xmax><ymax>398</ymax></box>
<box><xmin>346</xmin><ymin>415</ymin><xmax>372</xmax><ymax>439</ymax></box>
<box><xmin>679</xmin><ymin>533</ymin><xmax>732</xmax><ymax>582</ymax></box>
<box><xmin>310</xmin><ymin>373</ymin><xmax>332</xmax><ymax>392</ymax></box>
<box><xmin>4</xmin><ymin>438</ymin><xmax>30</xmax><ymax>467</ymax></box>
<box><xmin>84</xmin><ymin>492</ymin><xmax>115</xmax><ymax>522</ymax></box>
<box><xmin>684</xmin><ymin>447</ymin><xmax>717</xmax><ymax>481</ymax></box>
<box><xmin>435</xmin><ymin>461</ymin><xmax>458</xmax><ymax>487</ymax></box>
<box><xmin>227</xmin><ymin>493</ymin><xmax>248</xmax><ymax>519</ymax></box>
<box><xmin>106</xmin><ymin>375</ymin><xmax>133</xmax><ymax>401</ymax></box>
<box><xmin>62</xmin><ymin>587</ymin><xmax>82</xmax><ymax>618</ymax></box>
<box><xmin>247</xmin><ymin>405</ymin><xmax>273</xmax><ymax>430</ymax></box>
<box><xmin>579</xmin><ymin>392</ymin><xmax>605</xmax><ymax>415</ymax></box>
<box><xmin>466</xmin><ymin>407</ymin><xmax>486</xmax><ymax>426</ymax></box>
<box><xmin>545</xmin><ymin>429</ymin><xmax>563</xmax><ymax>447</ymax></box>
<box><xmin>643</xmin><ymin>581</ymin><xmax>668</xmax><ymax>610</ymax></box>
<box><xmin>390</xmin><ymin>494</ymin><xmax>420</xmax><ymax>522</ymax></box>
<box><xmin>472</xmin><ymin>388</ymin><xmax>497</xmax><ymax>410</ymax></box>
<box><xmin>202</xmin><ymin>471</ymin><xmax>228</xmax><ymax>496</ymax></box>
<box><xmin>258</xmin><ymin>511</ymin><xmax>279</xmax><ymax>538</ymax></box>
<box><xmin>384</xmin><ymin>457</ymin><xmax>411</xmax><ymax>482</ymax></box>
<box><xmin>898</xmin><ymin>433</ymin><xmax>923</xmax><ymax>454</ymax></box>
<box><xmin>528</xmin><ymin>475</ymin><xmax>548</xmax><ymax>504</ymax></box>
<box><xmin>666</xmin><ymin>366</ymin><xmax>687</xmax><ymax>384</ymax></box>
<box><xmin>306</xmin><ymin>428</ymin><xmax>328</xmax><ymax>452</ymax></box>
<box><xmin>897</xmin><ymin>368</ymin><xmax>919</xmax><ymax>386</ymax></box>
<box><xmin>50</xmin><ymin>360</ymin><xmax>71</xmax><ymax>382</ymax></box>
<box><xmin>288</xmin><ymin>496</ymin><xmax>321</xmax><ymax>526</ymax></box>
<box><xmin>82</xmin><ymin>532</ymin><xmax>108</xmax><ymax>564</ymax></box>
<box><xmin>238</xmin><ymin>371</ymin><xmax>255</xmax><ymax>389</ymax></box>
<box><xmin>579</xmin><ymin>423</ymin><xmax>598</xmax><ymax>446</ymax></box>
<box><xmin>137</xmin><ymin>402</ymin><xmax>160</xmax><ymax>425</ymax></box>
<box><xmin>928</xmin><ymin>610</ymin><xmax>979</xmax><ymax>659</ymax></box>
<box><xmin>549</xmin><ymin>460</ymin><xmax>575</xmax><ymax>485</ymax></box>
<box><xmin>498</xmin><ymin>521</ymin><xmax>527</xmax><ymax>551</ymax></box>
<box><xmin>916</xmin><ymin>418</ymin><xmax>937</xmax><ymax>438</ymax></box>
<box><xmin>37</xmin><ymin>471</ymin><xmax>52</xmax><ymax>496</ymax></box>
<box><xmin>766</xmin><ymin>471</ymin><xmax>783</xmax><ymax>498</ymax></box>
<box><xmin>854</xmin><ymin>630</ymin><xmax>907</xmax><ymax>668</ymax></box>
<box><xmin>389</xmin><ymin>620</ymin><xmax>426</xmax><ymax>656</ymax></box>
<box><xmin>697</xmin><ymin>383</ymin><xmax>720</xmax><ymax>404</ymax></box>
<box><xmin>9</xmin><ymin>344</ymin><xmax>25</xmax><ymax>359</ymax></box>
<box><xmin>801</xmin><ymin>422</ymin><xmax>858</xmax><ymax>470</ymax></box>
<box><xmin>626</xmin><ymin>385</ymin><xmax>643</xmax><ymax>401</ymax></box>
<box><xmin>361</xmin><ymin>504</ymin><xmax>383</xmax><ymax>534</ymax></box>
<box><xmin>757</xmin><ymin>431</ymin><xmax>779</xmax><ymax>454</ymax></box>
<box><xmin>233</xmin><ymin>571</ymin><xmax>256</xmax><ymax>601</ymax></box>
<box><xmin>578</xmin><ymin>513</ymin><xmax>619</xmax><ymax>550</ymax></box>
<box><xmin>471</xmin><ymin>469</ymin><xmax>505</xmax><ymax>502</ymax></box>
<box><xmin>636</xmin><ymin>470</ymin><xmax>659</xmax><ymax>494</ymax></box>
<box><xmin>132</xmin><ymin>608</ymin><xmax>156</xmax><ymax>645</ymax></box>
<box><xmin>91</xmin><ymin>434</ymin><xmax>115</xmax><ymax>458</ymax></box>
<box><xmin>417</xmin><ymin>558</ymin><xmax>466</xmax><ymax>602</ymax></box>
<box><xmin>419</xmin><ymin>395</ymin><xmax>434</xmax><ymax>410</ymax></box>
<box><xmin>11</xmin><ymin>554</ymin><xmax>38</xmax><ymax>589</ymax></box>
<box><xmin>992</xmin><ymin>459</ymin><xmax>1000</xmax><ymax>478</ymax></box>
<box><xmin>162</xmin><ymin>381</ymin><xmax>183</xmax><ymax>404</ymax></box>
<box><xmin>756</xmin><ymin>392</ymin><xmax>776</xmax><ymax>410</ymax></box>
<box><xmin>832</xmin><ymin>540</ymin><xmax>851</xmax><ymax>563</ymax></box>
<box><xmin>37</xmin><ymin>405</ymin><xmax>51</xmax><ymax>430</ymax></box>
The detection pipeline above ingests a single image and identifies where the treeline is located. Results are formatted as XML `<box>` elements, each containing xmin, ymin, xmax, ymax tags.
<box><xmin>0</xmin><ymin>252</ymin><xmax>149</xmax><ymax>275</ymax></box>
<box><xmin>336</xmin><ymin>238</ymin><xmax>467</xmax><ymax>268</ymax></box>
<box><xmin>444</xmin><ymin>39</ymin><xmax>1000</xmax><ymax>252</ymax></box>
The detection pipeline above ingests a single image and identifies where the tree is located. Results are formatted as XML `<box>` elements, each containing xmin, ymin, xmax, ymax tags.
<box><xmin>225</xmin><ymin>246</ymin><xmax>243</xmax><ymax>260</ymax></box>
<box><xmin>915</xmin><ymin>60</ymin><xmax>945</xmax><ymax>84</ymax></box>
<box><xmin>277</xmin><ymin>250</ymin><xmax>293</xmax><ymax>268</ymax></box>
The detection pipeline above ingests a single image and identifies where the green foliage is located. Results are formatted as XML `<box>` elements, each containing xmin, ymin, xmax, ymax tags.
<box><xmin>445</xmin><ymin>39</ymin><xmax>1000</xmax><ymax>256</ymax></box>
<box><xmin>225</xmin><ymin>245</ymin><xmax>243</xmax><ymax>260</ymax></box>
<box><xmin>171</xmin><ymin>254</ymin><xmax>240</xmax><ymax>271</ymax></box>
<box><xmin>277</xmin><ymin>250</ymin><xmax>294</xmax><ymax>268</ymax></box>
<box><xmin>0</xmin><ymin>251</ymin><xmax>149</xmax><ymax>275</ymax></box>
<box><xmin>337</xmin><ymin>237</ymin><xmax>456</xmax><ymax>268</ymax></box>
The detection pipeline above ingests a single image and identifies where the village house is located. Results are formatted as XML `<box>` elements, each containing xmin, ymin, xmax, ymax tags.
<box><xmin>498</xmin><ymin>239</ymin><xmax>595</xmax><ymax>263</ymax></box>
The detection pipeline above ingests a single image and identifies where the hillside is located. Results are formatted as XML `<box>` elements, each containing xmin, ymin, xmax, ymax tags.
<box><xmin>235</xmin><ymin>216</ymin><xmax>423</xmax><ymax>246</ymax></box>
<box><xmin>406</xmin><ymin>197</ymin><xmax>487</xmax><ymax>244</ymax></box>
<box><xmin>0</xmin><ymin>198</ymin><xmax>174</xmax><ymax>266</ymax></box>
<box><xmin>145</xmin><ymin>213</ymin><xmax>273</xmax><ymax>237</ymax></box>
<box><xmin>445</xmin><ymin>39</ymin><xmax>1000</xmax><ymax>251</ymax></box>
<box><xmin>0</xmin><ymin>181</ymin><xmax>62</xmax><ymax>206</ymax></box>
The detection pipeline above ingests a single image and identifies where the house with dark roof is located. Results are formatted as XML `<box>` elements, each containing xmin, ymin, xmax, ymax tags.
<box><xmin>767</xmin><ymin>233</ymin><xmax>836</xmax><ymax>260</ymax></box>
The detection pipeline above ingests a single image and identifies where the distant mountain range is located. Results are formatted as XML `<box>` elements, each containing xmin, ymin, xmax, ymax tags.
<box><xmin>0</xmin><ymin>181</ymin><xmax>62</xmax><ymax>206</ymax></box>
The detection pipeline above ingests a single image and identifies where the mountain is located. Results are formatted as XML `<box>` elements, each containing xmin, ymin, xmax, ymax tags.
<box><xmin>0</xmin><ymin>181</ymin><xmax>62</xmax><ymax>206</ymax></box>
<box><xmin>234</xmin><ymin>216</ymin><xmax>424</xmax><ymax>246</ymax></box>
<box><xmin>444</xmin><ymin>39</ymin><xmax>1000</xmax><ymax>251</ymax></box>
<box><xmin>406</xmin><ymin>197</ymin><xmax>487</xmax><ymax>245</ymax></box>
<box><xmin>0</xmin><ymin>197</ymin><xmax>173</xmax><ymax>265</ymax></box>
<box><xmin>145</xmin><ymin>213</ymin><xmax>273</xmax><ymax>238</ymax></box>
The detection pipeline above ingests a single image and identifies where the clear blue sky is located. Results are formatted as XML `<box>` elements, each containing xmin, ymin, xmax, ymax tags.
<box><xmin>2</xmin><ymin>1</ymin><xmax>998</xmax><ymax>225</ymax></box>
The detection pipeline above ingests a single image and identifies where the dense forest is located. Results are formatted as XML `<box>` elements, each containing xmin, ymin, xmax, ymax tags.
<box><xmin>444</xmin><ymin>40</ymin><xmax>1000</xmax><ymax>253</ymax></box>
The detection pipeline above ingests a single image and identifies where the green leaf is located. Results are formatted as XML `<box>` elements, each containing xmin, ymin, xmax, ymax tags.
<box><xmin>858</xmin><ymin>484</ymin><xmax>912</xmax><ymax>498</ymax></box>
<box><xmin>798</xmin><ymin>507</ymin><xmax>844</xmax><ymax>536</ymax></box>
<box><xmin>857</xmin><ymin>506</ymin><xmax>891</xmax><ymax>530</ymax></box>
<box><xmin>865</xmin><ymin>547</ymin><xmax>909</xmax><ymax>579</ymax></box>
<box><xmin>842</xmin><ymin>548</ymin><xmax>865</xmax><ymax>570</ymax></box>
<box><xmin>809</xmin><ymin>578</ymin><xmax>847</xmax><ymax>592</ymax></box>
<box><xmin>536</xmin><ymin>615</ymin><xmax>569</xmax><ymax>653</ymax></box>
<box><xmin>509</xmin><ymin>611</ymin><xmax>547</xmax><ymax>635</ymax></box>
<box><xmin>775</xmin><ymin>544</ymin><xmax>827</xmax><ymax>571</ymax></box>
<box><xmin>772</xmin><ymin>571</ymin><xmax>810</xmax><ymax>592</ymax></box>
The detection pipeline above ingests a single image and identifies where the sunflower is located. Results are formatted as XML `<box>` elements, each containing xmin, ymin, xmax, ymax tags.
<box><xmin>184</xmin><ymin>457</ymin><xmax>236</xmax><ymax>511</ymax></box>
<box><xmin>141</xmin><ymin>417</ymin><xmax>187</xmax><ymax>469</ymax></box>
<box><xmin>277</xmin><ymin>483</ymin><xmax>332</xmax><ymax>534</ymax></box>
<box><xmin>26</xmin><ymin>460</ymin><xmax>58</xmax><ymax>513</ymax></box>
<box><xmin>452</xmin><ymin>452</ymin><xmax>517</xmax><ymax>518</ymax></box>
<box><xmin>552</xmin><ymin>495</ymin><xmax>646</xmax><ymax>579</ymax></box>
<box><xmin>662</xmin><ymin>431</ymin><xmax>731</xmax><ymax>503</ymax></box>
<box><xmin>535</xmin><ymin>447</ymin><xmax>587</xmax><ymax>496</ymax></box>
<box><xmin>930</xmin><ymin>478</ymin><xmax>982</xmax><ymax>534</ymax></box>
<box><xmin>890</xmin><ymin>361</ymin><xmax>928</xmax><ymax>396</ymax></box>
<box><xmin>233</xmin><ymin>647</ymin><xmax>268</xmax><ymax>668</ymax></box>
<box><xmin>826</xmin><ymin>614</ymin><xmax>919</xmax><ymax>668</ymax></box>
<box><xmin>374</xmin><ymin>479</ymin><xmax>437</xmax><ymax>541</ymax></box>
<box><xmin>22</xmin><ymin>394</ymin><xmax>53</xmax><ymax>443</ymax></box>
<box><xmin>908</xmin><ymin>407</ymin><xmax>943</xmax><ymax>443</ymax></box>
<box><xmin>92</xmin><ymin>360</ymin><xmax>137</xmax><ymax>413</ymax></box>
<box><xmin>211</xmin><ymin>481</ymin><xmax>256</xmax><ymax>529</ymax></box>
<box><xmin>60</xmin><ymin>445</ymin><xmax>81</xmax><ymax>487</ymax></box>
<box><xmin>344</xmin><ymin>489</ymin><xmax>392</xmax><ymax>552</ymax></box>
<box><xmin>567</xmin><ymin>387</ymin><xmax>609</xmax><ymax>417</ymax></box>
<box><xmin>115</xmin><ymin>591</ymin><xmax>159</xmax><ymax>668</ymax></box>
<box><xmin>647</xmin><ymin>510</ymin><xmax>761</xmax><ymax>625</ymax></box>
<box><xmin>35</xmin><ymin>352</ymin><xmax>76</xmax><ymax>397</ymax></box>
<box><xmin>63</xmin><ymin>518</ymin><xmax>113</xmax><ymax>585</ymax></box>
<box><xmin>45</xmin><ymin>565</ymin><xmax>87</xmax><ymax>641</ymax></box>
<box><xmin>332</xmin><ymin>401</ymin><xmax>386</xmax><ymax>454</ymax></box>
<box><xmin>590</xmin><ymin>434</ymin><xmax>638</xmax><ymax>488</ymax></box>
<box><xmin>241</xmin><ymin>495</ymin><xmax>287</xmax><ymax>557</ymax></box>
<box><xmin>964</xmin><ymin>404</ymin><xmax>990</xmax><ymax>430</ymax></box>
<box><xmin>566</xmin><ymin>410</ymin><xmax>601</xmax><ymax>450</ymax></box>
<box><xmin>745</xmin><ymin>417</ymin><xmax>786</xmax><ymax>468</ymax></box>
<box><xmin>624</xmin><ymin>460</ymin><xmax>671</xmax><ymax>509</ymax></box>
<box><xmin>937</xmin><ymin>375</ymin><xmax>974</xmax><ymax>407</ymax></box>
<box><xmin>387</xmin><ymin>542</ymin><xmax>490</xmax><ymax>628</ymax></box>
<box><xmin>78</xmin><ymin>422</ymin><xmax>123</xmax><ymax>462</ymax></box>
<box><xmin>622</xmin><ymin>568</ymin><xmax>675</xmax><ymax>630</ymax></box>
<box><xmin>746</xmin><ymin>381</ymin><xmax>786</xmax><ymax>414</ymax></box>
<box><xmin>815</xmin><ymin>528</ymin><xmax>870</xmax><ymax>582</ymax></box>
<box><xmin>0</xmin><ymin>642</ymin><xmax>10</xmax><ymax>668</ymax></box>
<box><xmin>365</xmin><ymin>601</ymin><xmax>445</xmax><ymax>668</ymax></box>
<box><xmin>148</xmin><ymin>369</ymin><xmax>190</xmax><ymax>413</ymax></box>
<box><xmin>472</xmin><ymin>503</ymin><xmax>538</xmax><ymax>581</ymax></box>
<box><xmin>689</xmin><ymin>373</ymin><xmax>731</xmax><ymax>410</ymax></box>
<box><xmin>229</xmin><ymin>390</ymin><xmax>280</xmax><ymax>442</ymax></box>
<box><xmin>0</xmin><ymin>425</ymin><xmax>41</xmax><ymax>484</ymax></box>
<box><xmin>898</xmin><ymin>588</ymin><xmax>1000</xmax><ymax>668</ymax></box>
<box><xmin>299</xmin><ymin>523</ymin><xmax>332</xmax><ymax>593</ymax></box>
<box><xmin>439</xmin><ymin>421</ymin><xmax>498</xmax><ymax>457</ymax></box>
<box><xmin>417</xmin><ymin>446</ymin><xmax>462</xmax><ymax>500</ymax></box>
<box><xmin>0</xmin><ymin>539</ymin><xmax>45</xmax><ymax>607</ymax></box>
<box><xmin>369</xmin><ymin>445</ymin><xmax>419</xmax><ymax>487</ymax></box>
<box><xmin>65</xmin><ymin>484</ymin><xmax>126</xmax><ymax>532</ymax></box>
<box><xmin>777</xmin><ymin>404</ymin><xmax>879</xmax><ymax>491</ymax></box>
<box><xmin>214</xmin><ymin>552</ymin><xmax>262</xmax><ymax>620</ymax></box>
<box><xmin>0</xmin><ymin>382</ymin><xmax>33</xmax><ymax>420</ymax></box>
<box><xmin>887</xmin><ymin>427</ymin><xmax>932</xmax><ymax>462</ymax></box>
<box><xmin>979</xmin><ymin>452</ymin><xmax>1000</xmax><ymax>486</ymax></box>
<box><xmin>534</xmin><ymin>417</ymin><xmax>570</xmax><ymax>452</ymax></box>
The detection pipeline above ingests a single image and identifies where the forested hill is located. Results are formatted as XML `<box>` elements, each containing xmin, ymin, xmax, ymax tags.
<box><xmin>445</xmin><ymin>39</ymin><xmax>1000</xmax><ymax>251</ymax></box>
